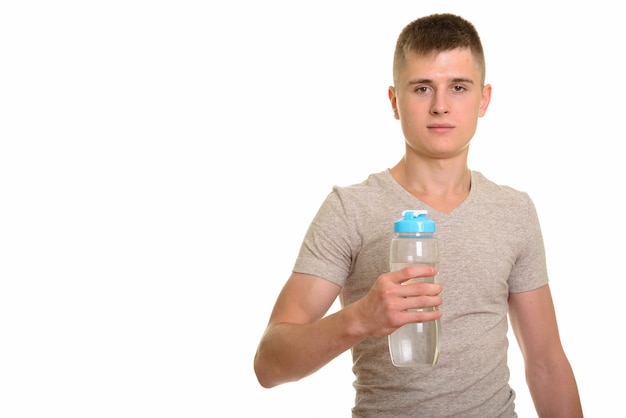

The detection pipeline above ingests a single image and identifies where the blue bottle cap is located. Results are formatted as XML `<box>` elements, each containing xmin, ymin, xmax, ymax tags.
<box><xmin>394</xmin><ymin>210</ymin><xmax>436</xmax><ymax>233</ymax></box>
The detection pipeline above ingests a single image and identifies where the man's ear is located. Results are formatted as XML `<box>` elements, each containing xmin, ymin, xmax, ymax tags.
<box><xmin>388</xmin><ymin>86</ymin><xmax>399</xmax><ymax>120</ymax></box>
<box><xmin>478</xmin><ymin>84</ymin><xmax>492</xmax><ymax>118</ymax></box>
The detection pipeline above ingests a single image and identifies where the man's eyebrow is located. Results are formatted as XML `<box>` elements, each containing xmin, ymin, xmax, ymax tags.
<box><xmin>408</xmin><ymin>77</ymin><xmax>474</xmax><ymax>85</ymax></box>
<box><xmin>451</xmin><ymin>78</ymin><xmax>474</xmax><ymax>84</ymax></box>
<box><xmin>408</xmin><ymin>78</ymin><xmax>432</xmax><ymax>85</ymax></box>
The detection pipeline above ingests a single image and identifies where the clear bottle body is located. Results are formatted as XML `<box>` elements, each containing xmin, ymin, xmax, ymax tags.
<box><xmin>388</xmin><ymin>234</ymin><xmax>440</xmax><ymax>367</ymax></box>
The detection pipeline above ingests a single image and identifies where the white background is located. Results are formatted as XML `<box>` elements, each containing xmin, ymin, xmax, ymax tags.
<box><xmin>1</xmin><ymin>1</ymin><xmax>623</xmax><ymax>417</ymax></box>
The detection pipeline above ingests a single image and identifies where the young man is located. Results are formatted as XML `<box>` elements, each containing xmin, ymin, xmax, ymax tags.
<box><xmin>254</xmin><ymin>13</ymin><xmax>583</xmax><ymax>417</ymax></box>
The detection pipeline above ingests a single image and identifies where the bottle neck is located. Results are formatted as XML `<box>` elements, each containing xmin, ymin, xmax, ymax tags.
<box><xmin>395</xmin><ymin>232</ymin><xmax>434</xmax><ymax>238</ymax></box>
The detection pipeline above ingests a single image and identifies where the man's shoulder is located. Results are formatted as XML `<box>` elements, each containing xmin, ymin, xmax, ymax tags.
<box><xmin>318</xmin><ymin>170</ymin><xmax>400</xmax><ymax>219</ymax></box>
<box><xmin>332</xmin><ymin>170</ymin><xmax>391</xmax><ymax>194</ymax></box>
<box><xmin>473</xmin><ymin>171</ymin><xmax>530</xmax><ymax>200</ymax></box>
<box><xmin>470</xmin><ymin>171</ymin><xmax>536</xmax><ymax>219</ymax></box>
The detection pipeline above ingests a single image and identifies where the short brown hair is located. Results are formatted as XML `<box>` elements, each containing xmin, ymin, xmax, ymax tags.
<box><xmin>392</xmin><ymin>13</ymin><xmax>486</xmax><ymax>86</ymax></box>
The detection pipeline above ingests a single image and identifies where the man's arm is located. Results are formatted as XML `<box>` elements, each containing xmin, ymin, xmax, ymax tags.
<box><xmin>509</xmin><ymin>284</ymin><xmax>583</xmax><ymax>417</ymax></box>
<box><xmin>254</xmin><ymin>267</ymin><xmax>442</xmax><ymax>388</ymax></box>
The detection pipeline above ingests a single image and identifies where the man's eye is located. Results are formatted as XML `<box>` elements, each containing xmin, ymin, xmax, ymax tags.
<box><xmin>414</xmin><ymin>86</ymin><xmax>429</xmax><ymax>93</ymax></box>
<box><xmin>453</xmin><ymin>85</ymin><xmax>466</xmax><ymax>92</ymax></box>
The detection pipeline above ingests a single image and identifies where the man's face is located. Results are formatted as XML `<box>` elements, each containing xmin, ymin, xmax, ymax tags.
<box><xmin>389</xmin><ymin>48</ymin><xmax>491</xmax><ymax>160</ymax></box>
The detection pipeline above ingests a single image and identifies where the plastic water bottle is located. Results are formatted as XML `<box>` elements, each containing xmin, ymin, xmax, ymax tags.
<box><xmin>388</xmin><ymin>210</ymin><xmax>440</xmax><ymax>367</ymax></box>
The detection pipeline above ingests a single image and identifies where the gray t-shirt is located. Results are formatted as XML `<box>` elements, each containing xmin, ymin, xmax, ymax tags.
<box><xmin>294</xmin><ymin>169</ymin><xmax>548</xmax><ymax>417</ymax></box>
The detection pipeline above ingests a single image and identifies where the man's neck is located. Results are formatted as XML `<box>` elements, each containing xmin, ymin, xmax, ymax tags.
<box><xmin>390</xmin><ymin>157</ymin><xmax>471</xmax><ymax>213</ymax></box>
